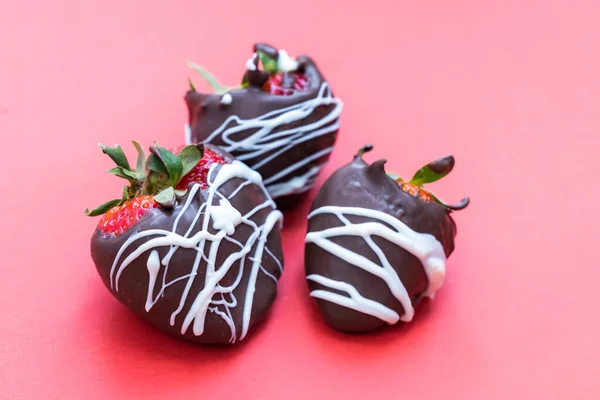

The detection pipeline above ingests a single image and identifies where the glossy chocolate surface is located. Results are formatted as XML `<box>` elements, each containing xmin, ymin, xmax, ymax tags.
<box><xmin>305</xmin><ymin>152</ymin><xmax>458</xmax><ymax>332</ymax></box>
<box><xmin>186</xmin><ymin>43</ymin><xmax>343</xmax><ymax>209</ymax></box>
<box><xmin>91</xmin><ymin>145</ymin><xmax>284</xmax><ymax>344</ymax></box>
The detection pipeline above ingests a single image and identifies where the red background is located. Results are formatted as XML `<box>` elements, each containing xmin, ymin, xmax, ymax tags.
<box><xmin>1</xmin><ymin>1</ymin><xmax>599</xmax><ymax>398</ymax></box>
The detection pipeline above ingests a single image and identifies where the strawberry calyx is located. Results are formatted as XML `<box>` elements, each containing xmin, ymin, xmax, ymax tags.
<box><xmin>186</xmin><ymin>61</ymin><xmax>234</xmax><ymax>95</ymax></box>
<box><xmin>356</xmin><ymin>145</ymin><xmax>469</xmax><ymax>212</ymax></box>
<box><xmin>390</xmin><ymin>155</ymin><xmax>469</xmax><ymax>211</ymax></box>
<box><xmin>187</xmin><ymin>43</ymin><xmax>309</xmax><ymax>96</ymax></box>
<box><xmin>85</xmin><ymin>141</ymin><xmax>206</xmax><ymax>218</ymax></box>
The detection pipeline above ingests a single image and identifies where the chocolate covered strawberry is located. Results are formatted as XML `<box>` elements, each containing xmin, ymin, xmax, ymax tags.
<box><xmin>184</xmin><ymin>43</ymin><xmax>343</xmax><ymax>209</ymax></box>
<box><xmin>304</xmin><ymin>145</ymin><xmax>469</xmax><ymax>333</ymax></box>
<box><xmin>87</xmin><ymin>142</ymin><xmax>284</xmax><ymax>344</ymax></box>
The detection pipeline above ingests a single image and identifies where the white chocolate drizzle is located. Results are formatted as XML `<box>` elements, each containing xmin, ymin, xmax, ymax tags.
<box><xmin>277</xmin><ymin>49</ymin><xmax>299</xmax><ymax>72</ymax></box>
<box><xmin>185</xmin><ymin>82</ymin><xmax>343</xmax><ymax>198</ymax></box>
<box><xmin>220</xmin><ymin>93</ymin><xmax>233</xmax><ymax>105</ymax></box>
<box><xmin>245</xmin><ymin>57</ymin><xmax>257</xmax><ymax>71</ymax></box>
<box><xmin>305</xmin><ymin>206</ymin><xmax>446</xmax><ymax>324</ymax></box>
<box><xmin>109</xmin><ymin>161</ymin><xmax>283</xmax><ymax>343</ymax></box>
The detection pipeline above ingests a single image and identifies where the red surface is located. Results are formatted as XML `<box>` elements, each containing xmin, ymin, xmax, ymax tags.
<box><xmin>1</xmin><ymin>1</ymin><xmax>599</xmax><ymax>399</ymax></box>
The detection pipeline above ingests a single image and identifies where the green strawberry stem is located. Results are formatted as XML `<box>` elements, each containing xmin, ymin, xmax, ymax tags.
<box><xmin>85</xmin><ymin>142</ymin><xmax>204</xmax><ymax>216</ymax></box>
<box><xmin>355</xmin><ymin>144</ymin><xmax>373</xmax><ymax>158</ymax></box>
<box><xmin>188</xmin><ymin>77</ymin><xmax>196</xmax><ymax>91</ymax></box>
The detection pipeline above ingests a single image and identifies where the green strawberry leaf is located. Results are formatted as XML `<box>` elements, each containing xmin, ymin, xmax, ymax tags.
<box><xmin>429</xmin><ymin>192</ymin><xmax>470</xmax><ymax>211</ymax></box>
<box><xmin>149</xmin><ymin>146</ymin><xmax>184</xmax><ymax>188</ymax></box>
<box><xmin>154</xmin><ymin>186</ymin><xmax>176</xmax><ymax>208</ymax></box>
<box><xmin>132</xmin><ymin>140</ymin><xmax>146</xmax><ymax>174</ymax></box>
<box><xmin>409</xmin><ymin>155</ymin><xmax>455</xmax><ymax>186</ymax></box>
<box><xmin>259</xmin><ymin>51</ymin><xmax>279</xmax><ymax>74</ymax></box>
<box><xmin>179</xmin><ymin>144</ymin><xmax>204</xmax><ymax>176</ymax></box>
<box><xmin>187</xmin><ymin>61</ymin><xmax>230</xmax><ymax>95</ymax></box>
<box><xmin>85</xmin><ymin>198</ymin><xmax>121</xmax><ymax>216</ymax></box>
<box><xmin>146</xmin><ymin>154</ymin><xmax>168</xmax><ymax>175</ymax></box>
<box><xmin>355</xmin><ymin>144</ymin><xmax>373</xmax><ymax>158</ymax></box>
<box><xmin>99</xmin><ymin>143</ymin><xmax>131</xmax><ymax>170</ymax></box>
<box><xmin>107</xmin><ymin>166</ymin><xmax>138</xmax><ymax>182</ymax></box>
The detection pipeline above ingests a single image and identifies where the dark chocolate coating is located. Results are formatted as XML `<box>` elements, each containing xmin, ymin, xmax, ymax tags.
<box><xmin>91</xmin><ymin>145</ymin><xmax>284</xmax><ymax>344</ymax></box>
<box><xmin>185</xmin><ymin>44</ymin><xmax>342</xmax><ymax>209</ymax></box>
<box><xmin>304</xmin><ymin>155</ymin><xmax>457</xmax><ymax>332</ymax></box>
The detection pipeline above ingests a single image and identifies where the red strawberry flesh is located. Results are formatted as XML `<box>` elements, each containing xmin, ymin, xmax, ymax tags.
<box><xmin>98</xmin><ymin>195</ymin><xmax>158</xmax><ymax>235</ymax></box>
<box><xmin>263</xmin><ymin>72</ymin><xmax>309</xmax><ymax>96</ymax></box>
<box><xmin>399</xmin><ymin>182</ymin><xmax>433</xmax><ymax>202</ymax></box>
<box><xmin>175</xmin><ymin>147</ymin><xmax>226</xmax><ymax>190</ymax></box>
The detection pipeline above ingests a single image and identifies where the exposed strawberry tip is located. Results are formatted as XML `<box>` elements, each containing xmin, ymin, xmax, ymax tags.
<box><xmin>97</xmin><ymin>195</ymin><xmax>159</xmax><ymax>235</ymax></box>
